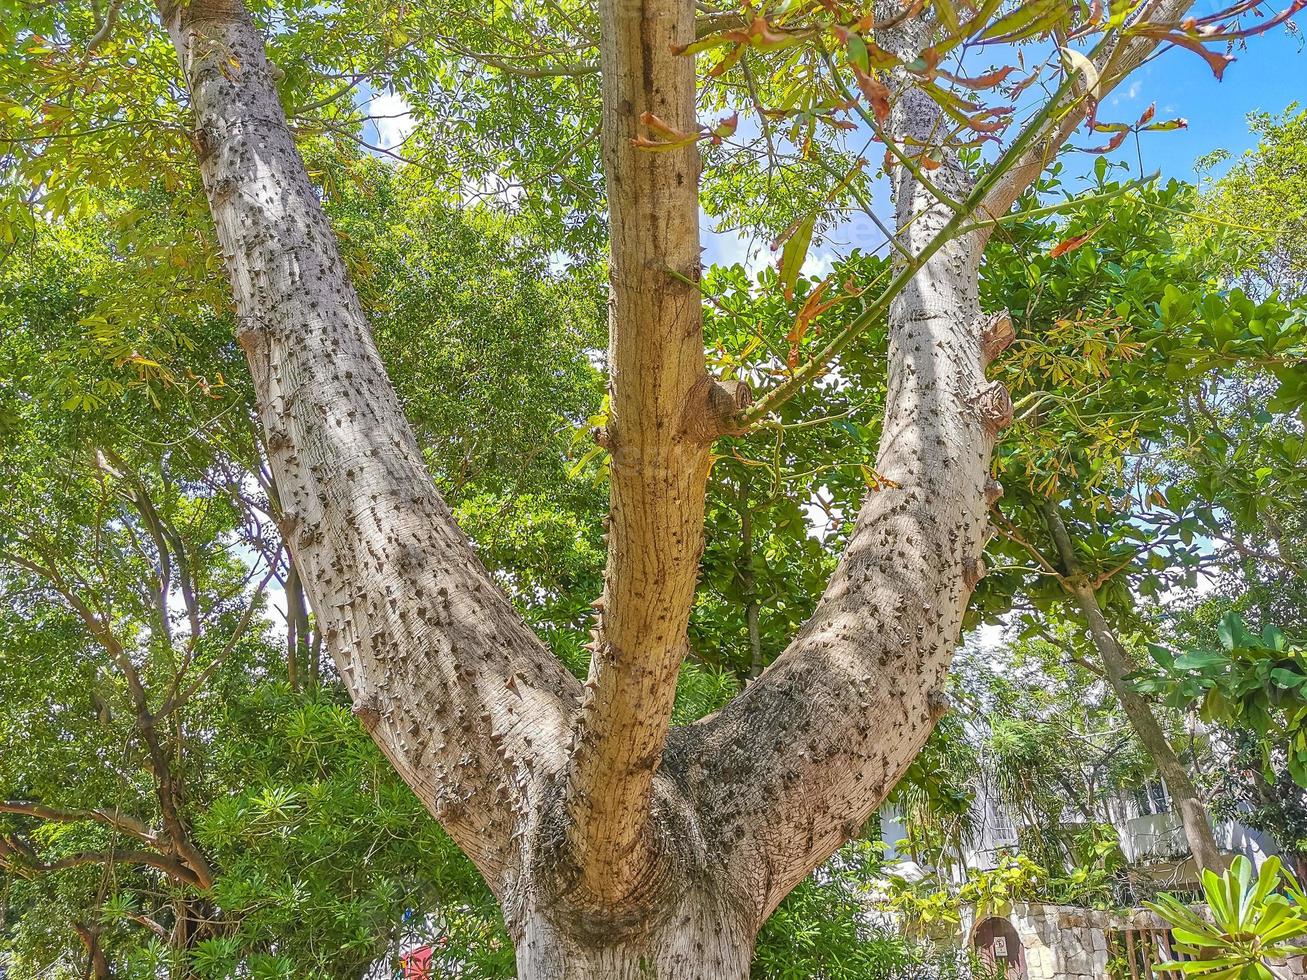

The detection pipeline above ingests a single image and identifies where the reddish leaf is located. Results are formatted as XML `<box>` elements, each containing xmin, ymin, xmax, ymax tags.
<box><xmin>1210</xmin><ymin>0</ymin><xmax>1306</xmax><ymax>40</ymax></box>
<box><xmin>852</xmin><ymin>67</ymin><xmax>892</xmax><ymax>124</ymax></box>
<box><xmin>722</xmin><ymin>16</ymin><xmax>805</xmax><ymax>52</ymax></box>
<box><xmin>1136</xmin><ymin>103</ymin><xmax>1156</xmax><ymax>127</ymax></box>
<box><xmin>787</xmin><ymin>277</ymin><xmax>837</xmax><ymax>345</ymax></box>
<box><xmin>1049</xmin><ymin>222</ymin><xmax>1105</xmax><ymax>258</ymax></box>
<box><xmin>709</xmin><ymin>111</ymin><xmax>739</xmax><ymax>142</ymax></box>
<box><xmin>965</xmin><ymin>108</ymin><xmax>1014</xmax><ymax>134</ymax></box>
<box><xmin>1083</xmin><ymin>129</ymin><xmax>1129</xmax><ymax>154</ymax></box>
<box><xmin>707</xmin><ymin>44</ymin><xmax>746</xmax><ymax>78</ymax></box>
<box><xmin>937</xmin><ymin>64</ymin><xmax>1017</xmax><ymax>90</ymax></box>
<box><xmin>1134</xmin><ymin>28</ymin><xmax>1236</xmax><ymax>79</ymax></box>
<box><xmin>1068</xmin><ymin>0</ymin><xmax>1103</xmax><ymax>37</ymax></box>
<box><xmin>638</xmin><ymin>111</ymin><xmax>694</xmax><ymax>142</ymax></box>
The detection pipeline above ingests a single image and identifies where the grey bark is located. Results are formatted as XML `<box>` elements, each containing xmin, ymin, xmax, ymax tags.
<box><xmin>158</xmin><ymin>0</ymin><xmax>579</xmax><ymax>892</ymax></box>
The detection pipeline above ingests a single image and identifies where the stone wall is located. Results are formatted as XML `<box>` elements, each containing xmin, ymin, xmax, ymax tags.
<box><xmin>967</xmin><ymin>902</ymin><xmax>1307</xmax><ymax>980</ymax></box>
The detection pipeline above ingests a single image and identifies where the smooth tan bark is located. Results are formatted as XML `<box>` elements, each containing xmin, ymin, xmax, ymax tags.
<box><xmin>560</xmin><ymin>0</ymin><xmax>725</xmax><ymax>908</ymax></box>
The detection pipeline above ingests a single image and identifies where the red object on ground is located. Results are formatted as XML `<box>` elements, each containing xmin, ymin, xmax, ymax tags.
<box><xmin>400</xmin><ymin>946</ymin><xmax>433</xmax><ymax>979</ymax></box>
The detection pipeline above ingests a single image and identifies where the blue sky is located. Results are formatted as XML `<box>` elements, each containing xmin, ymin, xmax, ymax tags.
<box><xmin>703</xmin><ymin>24</ymin><xmax>1306</xmax><ymax>271</ymax></box>
<box><xmin>1109</xmin><ymin>27</ymin><xmax>1304</xmax><ymax>180</ymax></box>
<box><xmin>358</xmin><ymin>21</ymin><xmax>1305</xmax><ymax>273</ymax></box>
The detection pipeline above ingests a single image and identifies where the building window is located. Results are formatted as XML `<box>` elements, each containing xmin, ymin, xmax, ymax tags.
<box><xmin>1135</xmin><ymin>780</ymin><xmax>1171</xmax><ymax>816</ymax></box>
<box><xmin>990</xmin><ymin>801</ymin><xmax>1017</xmax><ymax>844</ymax></box>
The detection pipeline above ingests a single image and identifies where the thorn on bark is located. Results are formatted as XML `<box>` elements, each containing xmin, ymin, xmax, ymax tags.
<box><xmin>963</xmin><ymin>556</ymin><xmax>987</xmax><ymax>591</ymax></box>
<box><xmin>351</xmin><ymin>693</ymin><xmax>382</xmax><ymax>730</ymax></box>
<box><xmin>985</xmin><ymin>478</ymin><xmax>1004</xmax><ymax>506</ymax></box>
<box><xmin>927</xmin><ymin>687</ymin><xmax>951</xmax><ymax>722</ymax></box>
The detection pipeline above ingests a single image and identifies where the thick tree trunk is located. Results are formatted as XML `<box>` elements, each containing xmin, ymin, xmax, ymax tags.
<box><xmin>673</xmin><ymin>13</ymin><xmax>1014</xmax><ymax>917</ymax></box>
<box><xmin>1039</xmin><ymin>500</ymin><xmax>1225</xmax><ymax>873</ymax></box>
<box><xmin>514</xmin><ymin>885</ymin><xmax>753</xmax><ymax>979</ymax></box>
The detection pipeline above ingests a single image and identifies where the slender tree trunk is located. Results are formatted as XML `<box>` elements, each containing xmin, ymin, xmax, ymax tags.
<box><xmin>1039</xmin><ymin>500</ymin><xmax>1224</xmax><ymax>873</ymax></box>
<box><xmin>285</xmin><ymin>560</ymin><xmax>310</xmax><ymax>690</ymax></box>
<box><xmin>73</xmin><ymin>922</ymin><xmax>111</xmax><ymax>980</ymax></box>
<box><xmin>737</xmin><ymin>479</ymin><xmax>764</xmax><ymax>679</ymax></box>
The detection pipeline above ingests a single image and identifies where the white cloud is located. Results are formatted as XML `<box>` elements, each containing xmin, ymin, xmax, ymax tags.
<box><xmin>368</xmin><ymin>91</ymin><xmax>416</xmax><ymax>151</ymax></box>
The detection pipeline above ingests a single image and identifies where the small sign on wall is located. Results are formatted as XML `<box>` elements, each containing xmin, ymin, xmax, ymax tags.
<box><xmin>993</xmin><ymin>936</ymin><xmax>1008</xmax><ymax>959</ymax></box>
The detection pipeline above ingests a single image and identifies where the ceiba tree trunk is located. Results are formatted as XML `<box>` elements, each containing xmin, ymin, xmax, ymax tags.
<box><xmin>1039</xmin><ymin>500</ymin><xmax>1225</xmax><ymax>873</ymax></box>
<box><xmin>158</xmin><ymin>0</ymin><xmax>1193</xmax><ymax>972</ymax></box>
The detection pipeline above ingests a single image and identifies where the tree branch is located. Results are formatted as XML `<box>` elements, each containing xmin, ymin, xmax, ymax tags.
<box><xmin>669</xmin><ymin>4</ymin><xmax>1169</xmax><ymax>921</ymax></box>
<box><xmin>85</xmin><ymin>0</ymin><xmax>123</xmax><ymax>54</ymax></box>
<box><xmin>1038</xmin><ymin>497</ymin><xmax>1224</xmax><ymax>873</ymax></box>
<box><xmin>977</xmin><ymin>0</ymin><xmax>1199</xmax><ymax>239</ymax></box>
<box><xmin>0</xmin><ymin>835</ymin><xmax>200</xmax><ymax>886</ymax></box>
<box><xmin>0</xmin><ymin>800</ymin><xmax>157</xmax><ymax>845</ymax></box>
<box><xmin>158</xmin><ymin>0</ymin><xmax>577</xmax><ymax>893</ymax></box>
<box><xmin>559</xmin><ymin>0</ymin><xmax>729</xmax><ymax>909</ymax></box>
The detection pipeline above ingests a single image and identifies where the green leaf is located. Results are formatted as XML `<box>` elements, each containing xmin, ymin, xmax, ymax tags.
<box><xmin>776</xmin><ymin>212</ymin><xmax>816</xmax><ymax>302</ymax></box>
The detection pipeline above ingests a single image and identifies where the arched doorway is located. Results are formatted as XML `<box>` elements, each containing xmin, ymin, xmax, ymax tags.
<box><xmin>972</xmin><ymin>916</ymin><xmax>1027</xmax><ymax>978</ymax></box>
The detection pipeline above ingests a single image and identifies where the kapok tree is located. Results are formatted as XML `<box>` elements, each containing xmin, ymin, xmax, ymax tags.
<box><xmin>45</xmin><ymin>0</ymin><xmax>1293</xmax><ymax>973</ymax></box>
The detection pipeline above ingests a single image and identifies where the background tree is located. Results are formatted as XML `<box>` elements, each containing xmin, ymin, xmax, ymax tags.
<box><xmin>973</xmin><ymin>168</ymin><xmax>1307</xmax><ymax>874</ymax></box>
<box><xmin>0</xmin><ymin>167</ymin><xmax>598</xmax><ymax>978</ymax></box>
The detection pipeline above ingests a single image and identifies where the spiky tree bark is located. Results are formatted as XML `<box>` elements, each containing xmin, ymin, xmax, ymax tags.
<box><xmin>158</xmin><ymin>0</ymin><xmax>1194</xmax><ymax>973</ymax></box>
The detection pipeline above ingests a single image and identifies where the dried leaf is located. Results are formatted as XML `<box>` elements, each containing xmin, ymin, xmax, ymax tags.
<box><xmin>787</xmin><ymin>277</ymin><xmax>837</xmax><ymax>345</ymax></box>
<box><xmin>852</xmin><ymin>67</ymin><xmax>892</xmax><ymax>124</ymax></box>
<box><xmin>1133</xmin><ymin>28</ymin><xmax>1235</xmax><ymax>79</ymax></box>
<box><xmin>1049</xmin><ymin>222</ymin><xmax>1106</xmax><ymax>258</ymax></box>
<box><xmin>937</xmin><ymin>65</ymin><xmax>1017</xmax><ymax>90</ymax></box>
<box><xmin>1082</xmin><ymin>129</ymin><xmax>1129</xmax><ymax>153</ymax></box>
<box><xmin>1060</xmin><ymin>46</ymin><xmax>1102</xmax><ymax>102</ymax></box>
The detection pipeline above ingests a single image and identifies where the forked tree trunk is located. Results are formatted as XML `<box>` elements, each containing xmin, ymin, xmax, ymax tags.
<box><xmin>158</xmin><ymin>0</ymin><xmax>1195</xmax><ymax>972</ymax></box>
